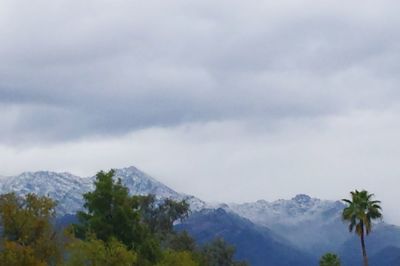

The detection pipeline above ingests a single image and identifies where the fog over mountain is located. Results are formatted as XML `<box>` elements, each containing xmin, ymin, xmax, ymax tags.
<box><xmin>1</xmin><ymin>1</ymin><xmax>400</xmax><ymax>223</ymax></box>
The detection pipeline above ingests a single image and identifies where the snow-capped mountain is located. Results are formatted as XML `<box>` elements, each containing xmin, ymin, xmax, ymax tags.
<box><xmin>0</xmin><ymin>166</ymin><xmax>206</xmax><ymax>215</ymax></box>
<box><xmin>227</xmin><ymin>194</ymin><xmax>350</xmax><ymax>254</ymax></box>
<box><xmin>228</xmin><ymin>194</ymin><xmax>344</xmax><ymax>225</ymax></box>
<box><xmin>0</xmin><ymin>171</ymin><xmax>92</xmax><ymax>215</ymax></box>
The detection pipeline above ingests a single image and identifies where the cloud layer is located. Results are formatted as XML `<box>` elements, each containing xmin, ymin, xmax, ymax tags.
<box><xmin>1</xmin><ymin>0</ymin><xmax>400</xmax><ymax>143</ymax></box>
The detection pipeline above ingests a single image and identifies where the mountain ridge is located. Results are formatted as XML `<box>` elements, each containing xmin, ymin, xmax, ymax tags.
<box><xmin>0</xmin><ymin>166</ymin><xmax>206</xmax><ymax>215</ymax></box>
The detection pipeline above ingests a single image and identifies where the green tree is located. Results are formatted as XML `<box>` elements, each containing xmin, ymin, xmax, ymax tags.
<box><xmin>157</xmin><ymin>250</ymin><xmax>199</xmax><ymax>266</ymax></box>
<box><xmin>136</xmin><ymin>195</ymin><xmax>190</xmax><ymax>237</ymax></box>
<box><xmin>319</xmin><ymin>252</ymin><xmax>341</xmax><ymax>266</ymax></box>
<box><xmin>0</xmin><ymin>241</ymin><xmax>45</xmax><ymax>266</ymax></box>
<box><xmin>165</xmin><ymin>230</ymin><xmax>197</xmax><ymax>252</ymax></box>
<box><xmin>200</xmin><ymin>238</ymin><xmax>248</xmax><ymax>266</ymax></box>
<box><xmin>74</xmin><ymin>170</ymin><xmax>142</xmax><ymax>248</ymax></box>
<box><xmin>342</xmin><ymin>190</ymin><xmax>382</xmax><ymax>266</ymax></box>
<box><xmin>74</xmin><ymin>170</ymin><xmax>194</xmax><ymax>264</ymax></box>
<box><xmin>66</xmin><ymin>236</ymin><xmax>137</xmax><ymax>266</ymax></box>
<box><xmin>135</xmin><ymin>236</ymin><xmax>163</xmax><ymax>265</ymax></box>
<box><xmin>0</xmin><ymin>193</ymin><xmax>62</xmax><ymax>266</ymax></box>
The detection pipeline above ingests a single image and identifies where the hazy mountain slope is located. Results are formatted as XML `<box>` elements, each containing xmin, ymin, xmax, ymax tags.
<box><xmin>177</xmin><ymin>208</ymin><xmax>315</xmax><ymax>266</ymax></box>
<box><xmin>339</xmin><ymin>223</ymin><xmax>400</xmax><ymax>266</ymax></box>
<box><xmin>369</xmin><ymin>246</ymin><xmax>400</xmax><ymax>266</ymax></box>
<box><xmin>228</xmin><ymin>194</ymin><xmax>350</xmax><ymax>255</ymax></box>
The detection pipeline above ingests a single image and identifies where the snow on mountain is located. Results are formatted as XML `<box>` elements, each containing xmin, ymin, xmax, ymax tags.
<box><xmin>0</xmin><ymin>171</ymin><xmax>92</xmax><ymax>215</ymax></box>
<box><xmin>0</xmin><ymin>166</ymin><xmax>206</xmax><ymax>215</ymax></box>
<box><xmin>110</xmin><ymin>166</ymin><xmax>180</xmax><ymax>198</ymax></box>
<box><xmin>110</xmin><ymin>167</ymin><xmax>206</xmax><ymax>211</ymax></box>
<box><xmin>227</xmin><ymin>194</ymin><xmax>350</xmax><ymax>254</ymax></box>
<box><xmin>228</xmin><ymin>194</ymin><xmax>344</xmax><ymax>225</ymax></box>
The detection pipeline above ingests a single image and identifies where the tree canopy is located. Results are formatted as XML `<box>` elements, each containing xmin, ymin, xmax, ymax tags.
<box><xmin>319</xmin><ymin>252</ymin><xmax>341</xmax><ymax>266</ymax></box>
<box><xmin>0</xmin><ymin>193</ymin><xmax>62</xmax><ymax>266</ymax></box>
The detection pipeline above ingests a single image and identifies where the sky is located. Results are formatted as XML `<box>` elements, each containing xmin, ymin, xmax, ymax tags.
<box><xmin>1</xmin><ymin>1</ymin><xmax>400</xmax><ymax>223</ymax></box>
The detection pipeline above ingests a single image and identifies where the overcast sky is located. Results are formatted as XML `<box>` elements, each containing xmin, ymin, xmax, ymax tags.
<box><xmin>1</xmin><ymin>1</ymin><xmax>400</xmax><ymax>223</ymax></box>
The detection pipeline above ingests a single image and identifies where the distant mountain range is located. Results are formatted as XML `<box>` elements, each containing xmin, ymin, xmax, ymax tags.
<box><xmin>0</xmin><ymin>166</ymin><xmax>206</xmax><ymax>215</ymax></box>
<box><xmin>1</xmin><ymin>166</ymin><xmax>399</xmax><ymax>266</ymax></box>
<box><xmin>176</xmin><ymin>208</ymin><xmax>315</xmax><ymax>266</ymax></box>
<box><xmin>226</xmin><ymin>194</ymin><xmax>348</xmax><ymax>254</ymax></box>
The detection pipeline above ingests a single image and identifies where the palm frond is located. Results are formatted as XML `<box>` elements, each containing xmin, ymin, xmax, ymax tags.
<box><xmin>342</xmin><ymin>190</ymin><xmax>382</xmax><ymax>237</ymax></box>
<box><xmin>342</xmin><ymin>199</ymin><xmax>352</xmax><ymax>205</ymax></box>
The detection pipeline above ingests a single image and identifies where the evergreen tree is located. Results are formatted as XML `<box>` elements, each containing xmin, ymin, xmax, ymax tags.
<box><xmin>73</xmin><ymin>169</ymin><xmax>190</xmax><ymax>264</ymax></box>
<box><xmin>200</xmin><ymin>238</ymin><xmax>248</xmax><ymax>266</ymax></box>
<box><xmin>136</xmin><ymin>194</ymin><xmax>190</xmax><ymax>236</ymax></box>
<box><xmin>166</xmin><ymin>230</ymin><xmax>197</xmax><ymax>252</ymax></box>
<box><xmin>74</xmin><ymin>170</ymin><xmax>143</xmax><ymax>248</ymax></box>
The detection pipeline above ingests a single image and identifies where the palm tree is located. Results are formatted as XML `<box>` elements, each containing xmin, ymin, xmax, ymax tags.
<box><xmin>342</xmin><ymin>190</ymin><xmax>382</xmax><ymax>266</ymax></box>
<box><xmin>319</xmin><ymin>252</ymin><xmax>341</xmax><ymax>266</ymax></box>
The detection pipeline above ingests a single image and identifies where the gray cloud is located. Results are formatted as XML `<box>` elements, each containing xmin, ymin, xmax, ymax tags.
<box><xmin>1</xmin><ymin>0</ymin><xmax>400</xmax><ymax>144</ymax></box>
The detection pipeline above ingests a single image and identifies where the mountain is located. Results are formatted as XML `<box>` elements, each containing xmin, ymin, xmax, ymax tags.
<box><xmin>0</xmin><ymin>166</ymin><xmax>206</xmax><ymax>215</ymax></box>
<box><xmin>227</xmin><ymin>194</ymin><xmax>349</xmax><ymax>255</ymax></box>
<box><xmin>177</xmin><ymin>208</ymin><xmax>315</xmax><ymax>266</ymax></box>
<box><xmin>338</xmin><ymin>223</ymin><xmax>400</xmax><ymax>266</ymax></box>
<box><xmin>0</xmin><ymin>171</ymin><xmax>91</xmax><ymax>215</ymax></box>
<box><xmin>227</xmin><ymin>194</ymin><xmax>400</xmax><ymax>265</ymax></box>
<box><xmin>369</xmin><ymin>246</ymin><xmax>400</xmax><ymax>266</ymax></box>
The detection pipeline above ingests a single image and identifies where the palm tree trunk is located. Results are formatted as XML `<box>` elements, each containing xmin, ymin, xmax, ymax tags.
<box><xmin>360</xmin><ymin>226</ymin><xmax>368</xmax><ymax>266</ymax></box>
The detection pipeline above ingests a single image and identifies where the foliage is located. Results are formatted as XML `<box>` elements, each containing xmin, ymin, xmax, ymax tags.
<box><xmin>342</xmin><ymin>190</ymin><xmax>382</xmax><ymax>236</ymax></box>
<box><xmin>157</xmin><ymin>250</ymin><xmax>199</xmax><ymax>266</ymax></box>
<box><xmin>74</xmin><ymin>170</ymin><xmax>143</xmax><ymax>248</ymax></box>
<box><xmin>165</xmin><ymin>230</ymin><xmax>197</xmax><ymax>252</ymax></box>
<box><xmin>0</xmin><ymin>241</ymin><xmax>46</xmax><ymax>266</ymax></box>
<box><xmin>135</xmin><ymin>235</ymin><xmax>163</xmax><ymax>265</ymax></box>
<box><xmin>200</xmin><ymin>238</ymin><xmax>248</xmax><ymax>266</ymax></box>
<box><xmin>0</xmin><ymin>193</ymin><xmax>62</xmax><ymax>265</ymax></box>
<box><xmin>342</xmin><ymin>190</ymin><xmax>382</xmax><ymax>266</ymax></box>
<box><xmin>66</xmin><ymin>236</ymin><xmax>137</xmax><ymax>266</ymax></box>
<box><xmin>319</xmin><ymin>252</ymin><xmax>341</xmax><ymax>266</ymax></box>
<box><xmin>136</xmin><ymin>194</ymin><xmax>190</xmax><ymax>236</ymax></box>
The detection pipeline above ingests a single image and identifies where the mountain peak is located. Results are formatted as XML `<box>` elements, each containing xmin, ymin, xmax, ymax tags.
<box><xmin>119</xmin><ymin>165</ymin><xmax>140</xmax><ymax>173</ymax></box>
<box><xmin>292</xmin><ymin>194</ymin><xmax>312</xmax><ymax>204</ymax></box>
